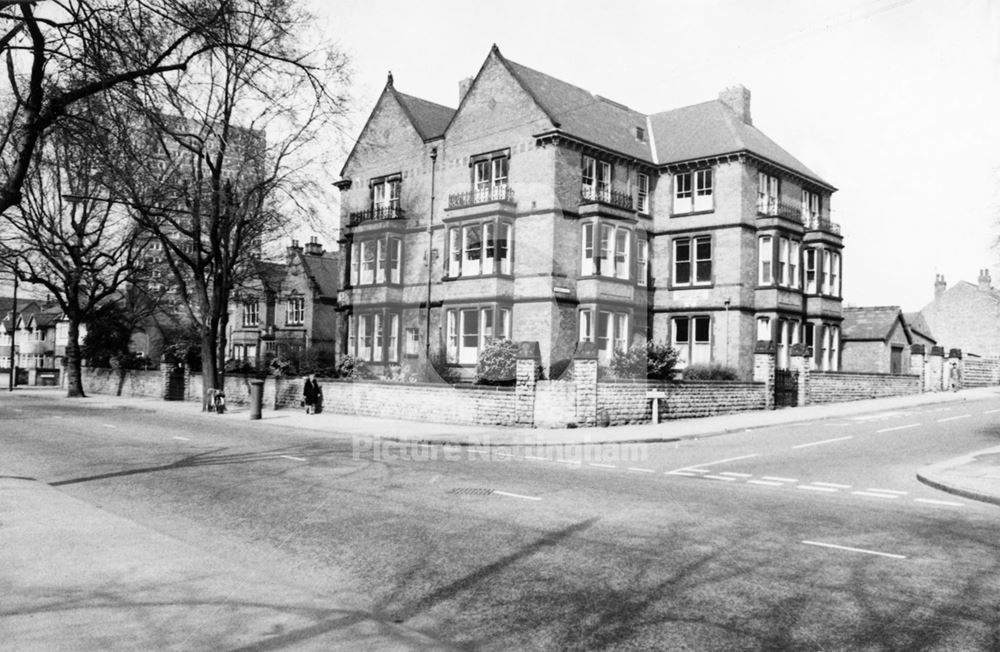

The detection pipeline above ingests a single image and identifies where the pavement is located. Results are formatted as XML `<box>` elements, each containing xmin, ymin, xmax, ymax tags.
<box><xmin>4</xmin><ymin>385</ymin><xmax>1000</xmax><ymax>650</ymax></box>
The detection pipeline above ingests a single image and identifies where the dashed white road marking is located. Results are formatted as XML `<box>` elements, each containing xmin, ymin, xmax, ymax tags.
<box><xmin>102</xmin><ymin>424</ymin><xmax>118</xmax><ymax>429</ymax></box>
<box><xmin>280</xmin><ymin>455</ymin><xmax>306</xmax><ymax>462</ymax></box>
<box><xmin>686</xmin><ymin>468</ymin><xmax>710</xmax><ymax>474</ymax></box>
<box><xmin>494</xmin><ymin>452</ymin><xmax>513</xmax><ymax>458</ymax></box>
<box><xmin>704</xmin><ymin>474</ymin><xmax>737</xmax><ymax>482</ymax></box>
<box><xmin>983</xmin><ymin>408</ymin><xmax>1000</xmax><ymax>415</ymax></box>
<box><xmin>868</xmin><ymin>488</ymin><xmax>908</xmax><ymax>495</ymax></box>
<box><xmin>720</xmin><ymin>472</ymin><xmax>752</xmax><ymax>478</ymax></box>
<box><xmin>914</xmin><ymin>498</ymin><xmax>965</xmax><ymax>507</ymax></box>
<box><xmin>588</xmin><ymin>463</ymin><xmax>616</xmax><ymax>469</ymax></box>
<box><xmin>802</xmin><ymin>540</ymin><xmax>907</xmax><ymax>560</ymax></box>
<box><xmin>627</xmin><ymin>467</ymin><xmax>655</xmax><ymax>473</ymax></box>
<box><xmin>172</xmin><ymin>436</ymin><xmax>190</xmax><ymax>441</ymax></box>
<box><xmin>792</xmin><ymin>436</ymin><xmax>852</xmax><ymax>449</ymax></box>
<box><xmin>554</xmin><ymin>458</ymin><xmax>582</xmax><ymax>466</ymax></box>
<box><xmin>812</xmin><ymin>482</ymin><xmax>851</xmax><ymax>489</ymax></box>
<box><xmin>852</xmin><ymin>491</ymin><xmax>899</xmax><ymax>499</ymax></box>
<box><xmin>494</xmin><ymin>490</ymin><xmax>541</xmax><ymax>501</ymax></box>
<box><xmin>797</xmin><ymin>485</ymin><xmax>838</xmax><ymax>493</ymax></box>
<box><xmin>937</xmin><ymin>414</ymin><xmax>971</xmax><ymax>423</ymax></box>
<box><xmin>762</xmin><ymin>476</ymin><xmax>798</xmax><ymax>483</ymax></box>
<box><xmin>525</xmin><ymin>455</ymin><xmax>547</xmax><ymax>461</ymax></box>
<box><xmin>666</xmin><ymin>453</ymin><xmax>759</xmax><ymax>475</ymax></box>
<box><xmin>876</xmin><ymin>424</ymin><xmax>921</xmax><ymax>433</ymax></box>
<box><xmin>748</xmin><ymin>480</ymin><xmax>784</xmax><ymax>487</ymax></box>
<box><xmin>665</xmin><ymin>471</ymin><xmax>697</xmax><ymax>477</ymax></box>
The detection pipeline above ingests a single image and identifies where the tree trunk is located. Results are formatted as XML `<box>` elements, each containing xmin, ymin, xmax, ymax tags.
<box><xmin>200</xmin><ymin>330</ymin><xmax>217</xmax><ymax>411</ymax></box>
<box><xmin>65</xmin><ymin>318</ymin><xmax>86</xmax><ymax>398</ymax></box>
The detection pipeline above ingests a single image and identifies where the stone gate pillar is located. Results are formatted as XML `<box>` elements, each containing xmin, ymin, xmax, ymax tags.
<box><xmin>948</xmin><ymin>348</ymin><xmax>963</xmax><ymax>391</ymax></box>
<box><xmin>514</xmin><ymin>341</ymin><xmax>540</xmax><ymax>426</ymax></box>
<box><xmin>927</xmin><ymin>346</ymin><xmax>945</xmax><ymax>392</ymax></box>
<box><xmin>573</xmin><ymin>342</ymin><xmax>599</xmax><ymax>426</ymax></box>
<box><xmin>753</xmin><ymin>341</ymin><xmax>776</xmax><ymax>410</ymax></box>
<box><xmin>910</xmin><ymin>344</ymin><xmax>926</xmax><ymax>391</ymax></box>
<box><xmin>790</xmin><ymin>343</ymin><xmax>812</xmax><ymax>407</ymax></box>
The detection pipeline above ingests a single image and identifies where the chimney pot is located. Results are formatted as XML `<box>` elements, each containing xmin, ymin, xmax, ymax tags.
<box><xmin>934</xmin><ymin>274</ymin><xmax>947</xmax><ymax>299</ymax></box>
<box><xmin>304</xmin><ymin>237</ymin><xmax>324</xmax><ymax>256</ymax></box>
<box><xmin>719</xmin><ymin>85</ymin><xmax>752</xmax><ymax>125</ymax></box>
<box><xmin>458</xmin><ymin>77</ymin><xmax>474</xmax><ymax>104</ymax></box>
<box><xmin>979</xmin><ymin>268</ymin><xmax>992</xmax><ymax>290</ymax></box>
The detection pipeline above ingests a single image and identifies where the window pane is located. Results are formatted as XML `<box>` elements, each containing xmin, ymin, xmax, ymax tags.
<box><xmin>673</xmin><ymin>317</ymin><xmax>689</xmax><ymax>344</ymax></box>
<box><xmin>499</xmin><ymin>308</ymin><xmax>510</xmax><ymax>339</ymax></box>
<box><xmin>582</xmin><ymin>223</ymin><xmax>594</xmax><ymax>275</ymax></box>
<box><xmin>615</xmin><ymin>228</ymin><xmax>629</xmax><ymax>279</ymax></box>
<box><xmin>484</xmin><ymin>222</ymin><xmax>496</xmax><ymax>274</ymax></box>
<box><xmin>499</xmin><ymin>223</ymin><xmax>511</xmax><ymax>274</ymax></box>
<box><xmin>388</xmin><ymin>315</ymin><xmax>399</xmax><ymax>362</ymax></box>
<box><xmin>695</xmin><ymin>237</ymin><xmax>712</xmax><ymax>283</ymax></box>
<box><xmin>599</xmin><ymin>225</ymin><xmax>612</xmax><ymax>276</ymax></box>
<box><xmin>464</xmin><ymin>225</ymin><xmax>482</xmax><ymax>276</ymax></box>
<box><xmin>674</xmin><ymin>239</ymin><xmax>691</xmax><ymax>284</ymax></box>
<box><xmin>694</xmin><ymin>316</ymin><xmax>710</xmax><ymax>343</ymax></box>
<box><xmin>579</xmin><ymin>310</ymin><xmax>592</xmax><ymax>342</ymax></box>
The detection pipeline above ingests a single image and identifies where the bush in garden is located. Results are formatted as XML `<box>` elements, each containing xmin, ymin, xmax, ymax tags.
<box><xmin>476</xmin><ymin>338</ymin><xmax>517</xmax><ymax>385</ymax></box>
<box><xmin>608</xmin><ymin>341</ymin><xmax>679</xmax><ymax>380</ymax></box>
<box><xmin>682</xmin><ymin>363</ymin><xmax>738</xmax><ymax>380</ymax></box>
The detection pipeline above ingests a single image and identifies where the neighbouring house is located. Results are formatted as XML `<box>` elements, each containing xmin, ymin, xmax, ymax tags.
<box><xmin>227</xmin><ymin>237</ymin><xmax>340</xmax><ymax>367</ymax></box>
<box><xmin>921</xmin><ymin>270</ymin><xmax>1000</xmax><ymax>357</ymax></box>
<box><xmin>336</xmin><ymin>45</ymin><xmax>843</xmax><ymax>380</ymax></box>
<box><xmin>840</xmin><ymin>306</ymin><xmax>915</xmax><ymax>375</ymax></box>
<box><xmin>902</xmin><ymin>311</ymin><xmax>936</xmax><ymax>350</ymax></box>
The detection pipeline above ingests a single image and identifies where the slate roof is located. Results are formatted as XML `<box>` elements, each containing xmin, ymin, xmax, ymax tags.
<box><xmin>648</xmin><ymin>101</ymin><xmax>832</xmax><ymax>188</ymax></box>
<box><xmin>841</xmin><ymin>306</ymin><xmax>906</xmax><ymax>342</ymax></box>
<box><xmin>394</xmin><ymin>90</ymin><xmax>455</xmax><ymax>141</ymax></box>
<box><xmin>903</xmin><ymin>312</ymin><xmax>936</xmax><ymax>344</ymax></box>
<box><xmin>297</xmin><ymin>252</ymin><xmax>339</xmax><ymax>299</ymax></box>
<box><xmin>502</xmin><ymin>57</ymin><xmax>652</xmax><ymax>161</ymax></box>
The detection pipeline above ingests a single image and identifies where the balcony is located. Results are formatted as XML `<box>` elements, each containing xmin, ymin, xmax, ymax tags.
<box><xmin>756</xmin><ymin>201</ymin><xmax>804</xmax><ymax>222</ymax></box>
<box><xmin>804</xmin><ymin>215</ymin><xmax>841</xmax><ymax>235</ymax></box>
<box><xmin>579</xmin><ymin>187</ymin><xmax>633</xmax><ymax>211</ymax></box>
<box><xmin>348</xmin><ymin>205</ymin><xmax>405</xmax><ymax>226</ymax></box>
<box><xmin>448</xmin><ymin>184</ymin><xmax>515</xmax><ymax>209</ymax></box>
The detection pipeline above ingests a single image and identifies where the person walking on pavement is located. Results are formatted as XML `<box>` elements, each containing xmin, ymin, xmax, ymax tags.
<box><xmin>303</xmin><ymin>374</ymin><xmax>318</xmax><ymax>414</ymax></box>
<box><xmin>949</xmin><ymin>360</ymin><xmax>960</xmax><ymax>392</ymax></box>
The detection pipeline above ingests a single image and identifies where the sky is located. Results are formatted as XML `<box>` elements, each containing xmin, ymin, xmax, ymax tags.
<box><xmin>307</xmin><ymin>0</ymin><xmax>1000</xmax><ymax>313</ymax></box>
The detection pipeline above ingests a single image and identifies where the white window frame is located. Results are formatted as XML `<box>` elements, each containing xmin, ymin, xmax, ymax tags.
<box><xmin>673</xmin><ymin>172</ymin><xmax>693</xmax><ymax>214</ymax></box>
<box><xmin>831</xmin><ymin>251</ymin><xmax>841</xmax><ymax>297</ymax></box>
<box><xmin>350</xmin><ymin>242</ymin><xmax>360</xmax><ymax>286</ymax></box>
<box><xmin>637</xmin><ymin>239</ymin><xmax>649</xmax><ymax>287</ymax></box>
<box><xmin>758</xmin><ymin>236</ymin><xmax>773</xmax><ymax>285</ymax></box>
<box><xmin>805</xmin><ymin>249</ymin><xmax>818</xmax><ymax>294</ymax></box>
<box><xmin>579</xmin><ymin>309</ymin><xmax>594</xmax><ymax>342</ymax></box>
<box><xmin>242</xmin><ymin>300</ymin><xmax>259</xmax><ymax>328</ymax></box>
<box><xmin>758</xmin><ymin>172</ymin><xmax>779</xmax><ymax>215</ymax></box>
<box><xmin>673</xmin><ymin>235</ymin><xmax>712</xmax><ymax>286</ymax></box>
<box><xmin>360</xmin><ymin>241</ymin><xmax>375</xmax><ymax>285</ymax></box>
<box><xmin>694</xmin><ymin>169</ymin><xmax>714</xmax><ymax>212</ymax></box>
<box><xmin>637</xmin><ymin>173</ymin><xmax>649</xmax><ymax>213</ymax></box>
<box><xmin>286</xmin><ymin>297</ymin><xmax>304</xmax><ymax>325</ymax></box>
<box><xmin>778</xmin><ymin>237</ymin><xmax>790</xmax><ymax>286</ymax></box>
<box><xmin>790</xmin><ymin>241</ymin><xmax>801</xmax><ymax>289</ymax></box>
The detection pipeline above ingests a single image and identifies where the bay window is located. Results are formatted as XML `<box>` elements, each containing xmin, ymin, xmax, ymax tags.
<box><xmin>445</xmin><ymin>305</ymin><xmax>512</xmax><ymax>365</ymax></box>
<box><xmin>349</xmin><ymin>310</ymin><xmax>401</xmax><ymax>363</ymax></box>
<box><xmin>673</xmin><ymin>235</ymin><xmax>712</xmax><ymax>286</ymax></box>
<box><xmin>350</xmin><ymin>235</ymin><xmax>403</xmax><ymax>286</ymax></box>
<box><xmin>447</xmin><ymin>220</ymin><xmax>512</xmax><ymax>277</ymax></box>
<box><xmin>778</xmin><ymin>237</ymin><xmax>790</xmax><ymax>286</ymax></box>
<box><xmin>581</xmin><ymin>222</ymin><xmax>634</xmax><ymax>281</ymax></box>
<box><xmin>579</xmin><ymin>307</ymin><xmax>630</xmax><ymax>362</ymax></box>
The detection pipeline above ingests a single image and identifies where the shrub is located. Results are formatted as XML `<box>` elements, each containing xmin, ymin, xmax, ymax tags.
<box><xmin>682</xmin><ymin>363</ymin><xmax>739</xmax><ymax>381</ymax></box>
<box><xmin>608</xmin><ymin>341</ymin><xmax>679</xmax><ymax>380</ymax></box>
<box><xmin>334</xmin><ymin>354</ymin><xmax>370</xmax><ymax>379</ymax></box>
<box><xmin>476</xmin><ymin>339</ymin><xmax>517</xmax><ymax>385</ymax></box>
<box><xmin>298</xmin><ymin>346</ymin><xmax>339</xmax><ymax>377</ymax></box>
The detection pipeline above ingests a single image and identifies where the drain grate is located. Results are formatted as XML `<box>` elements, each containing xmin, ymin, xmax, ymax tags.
<box><xmin>447</xmin><ymin>487</ymin><xmax>495</xmax><ymax>496</ymax></box>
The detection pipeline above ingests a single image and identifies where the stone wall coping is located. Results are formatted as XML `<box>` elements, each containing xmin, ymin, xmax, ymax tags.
<box><xmin>312</xmin><ymin>377</ymin><xmax>516</xmax><ymax>392</ymax></box>
<box><xmin>598</xmin><ymin>379</ymin><xmax>764</xmax><ymax>388</ymax></box>
<box><xmin>812</xmin><ymin>371</ymin><xmax>920</xmax><ymax>379</ymax></box>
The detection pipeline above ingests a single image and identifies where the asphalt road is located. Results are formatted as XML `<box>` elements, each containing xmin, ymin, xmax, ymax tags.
<box><xmin>4</xmin><ymin>391</ymin><xmax>1000</xmax><ymax>650</ymax></box>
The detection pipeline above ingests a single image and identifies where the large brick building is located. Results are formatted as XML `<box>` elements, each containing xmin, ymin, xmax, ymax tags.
<box><xmin>921</xmin><ymin>270</ymin><xmax>1000</xmax><ymax>357</ymax></box>
<box><xmin>336</xmin><ymin>46</ymin><xmax>843</xmax><ymax>379</ymax></box>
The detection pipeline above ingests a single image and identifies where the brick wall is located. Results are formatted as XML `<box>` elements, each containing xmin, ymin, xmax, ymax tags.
<box><xmin>962</xmin><ymin>358</ymin><xmax>1000</xmax><ymax>387</ymax></box>
<box><xmin>808</xmin><ymin>371</ymin><xmax>920</xmax><ymax>404</ymax></box>
<box><xmin>598</xmin><ymin>380</ymin><xmax>767</xmax><ymax>426</ymax></box>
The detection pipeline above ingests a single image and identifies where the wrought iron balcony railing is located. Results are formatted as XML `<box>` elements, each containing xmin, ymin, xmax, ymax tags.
<box><xmin>348</xmin><ymin>204</ymin><xmax>405</xmax><ymax>226</ymax></box>
<box><xmin>579</xmin><ymin>186</ymin><xmax>634</xmax><ymax>210</ymax></box>
<box><xmin>448</xmin><ymin>184</ymin><xmax>515</xmax><ymax>209</ymax></box>
<box><xmin>804</xmin><ymin>215</ymin><xmax>841</xmax><ymax>235</ymax></box>
<box><xmin>756</xmin><ymin>201</ymin><xmax>804</xmax><ymax>221</ymax></box>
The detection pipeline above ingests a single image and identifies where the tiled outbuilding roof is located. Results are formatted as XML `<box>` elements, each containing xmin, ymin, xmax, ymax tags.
<box><xmin>842</xmin><ymin>306</ymin><xmax>906</xmax><ymax>342</ymax></box>
<box><xmin>297</xmin><ymin>253</ymin><xmax>339</xmax><ymax>299</ymax></box>
<box><xmin>902</xmin><ymin>312</ymin><xmax>935</xmax><ymax>344</ymax></box>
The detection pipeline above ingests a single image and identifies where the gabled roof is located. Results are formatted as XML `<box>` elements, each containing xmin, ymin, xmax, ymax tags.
<box><xmin>254</xmin><ymin>260</ymin><xmax>287</xmax><ymax>293</ymax></box>
<box><xmin>394</xmin><ymin>90</ymin><xmax>455</xmax><ymax>141</ymax></box>
<box><xmin>34</xmin><ymin>306</ymin><xmax>62</xmax><ymax>328</ymax></box>
<box><xmin>903</xmin><ymin>312</ymin><xmax>936</xmax><ymax>344</ymax></box>
<box><xmin>297</xmin><ymin>252</ymin><xmax>339</xmax><ymax>299</ymax></box>
<box><xmin>842</xmin><ymin>306</ymin><xmax>908</xmax><ymax>343</ymax></box>
<box><xmin>501</xmin><ymin>54</ymin><xmax>652</xmax><ymax>161</ymax></box>
<box><xmin>649</xmin><ymin>100</ymin><xmax>833</xmax><ymax>189</ymax></box>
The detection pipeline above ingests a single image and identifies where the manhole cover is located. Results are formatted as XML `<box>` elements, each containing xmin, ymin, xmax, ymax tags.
<box><xmin>447</xmin><ymin>487</ymin><xmax>494</xmax><ymax>496</ymax></box>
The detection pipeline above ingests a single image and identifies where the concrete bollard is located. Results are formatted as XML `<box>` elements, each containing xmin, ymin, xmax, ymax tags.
<box><xmin>249</xmin><ymin>379</ymin><xmax>264</xmax><ymax>420</ymax></box>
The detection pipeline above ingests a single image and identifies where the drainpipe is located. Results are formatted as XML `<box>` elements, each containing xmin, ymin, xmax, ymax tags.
<box><xmin>424</xmin><ymin>146</ymin><xmax>438</xmax><ymax>357</ymax></box>
<box><xmin>723</xmin><ymin>297</ymin><xmax>730</xmax><ymax>367</ymax></box>
<box><xmin>8</xmin><ymin>269</ymin><xmax>16</xmax><ymax>391</ymax></box>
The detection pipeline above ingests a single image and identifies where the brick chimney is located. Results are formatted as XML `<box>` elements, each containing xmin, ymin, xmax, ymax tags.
<box><xmin>934</xmin><ymin>274</ymin><xmax>947</xmax><ymax>299</ymax></box>
<box><xmin>458</xmin><ymin>77</ymin><xmax>474</xmax><ymax>104</ymax></box>
<box><xmin>304</xmin><ymin>236</ymin><xmax>324</xmax><ymax>256</ymax></box>
<box><xmin>979</xmin><ymin>268</ymin><xmax>992</xmax><ymax>290</ymax></box>
<box><xmin>719</xmin><ymin>85</ymin><xmax>752</xmax><ymax>125</ymax></box>
<box><xmin>286</xmin><ymin>239</ymin><xmax>302</xmax><ymax>260</ymax></box>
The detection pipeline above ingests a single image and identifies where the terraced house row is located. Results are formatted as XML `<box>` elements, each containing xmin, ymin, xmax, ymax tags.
<box><xmin>336</xmin><ymin>46</ymin><xmax>844</xmax><ymax>380</ymax></box>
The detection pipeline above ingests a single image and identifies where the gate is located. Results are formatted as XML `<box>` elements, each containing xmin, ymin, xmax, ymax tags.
<box><xmin>774</xmin><ymin>369</ymin><xmax>798</xmax><ymax>407</ymax></box>
<box><xmin>164</xmin><ymin>365</ymin><xmax>186</xmax><ymax>401</ymax></box>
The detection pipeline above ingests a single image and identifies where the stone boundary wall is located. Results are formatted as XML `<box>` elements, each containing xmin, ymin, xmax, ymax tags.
<box><xmin>808</xmin><ymin>371</ymin><xmax>921</xmax><ymax>404</ymax></box>
<box><xmin>598</xmin><ymin>380</ymin><xmax>767</xmax><ymax>426</ymax></box>
<box><xmin>962</xmin><ymin>358</ymin><xmax>1000</xmax><ymax>387</ymax></box>
<box><xmin>79</xmin><ymin>367</ymin><xmax>162</xmax><ymax>398</ymax></box>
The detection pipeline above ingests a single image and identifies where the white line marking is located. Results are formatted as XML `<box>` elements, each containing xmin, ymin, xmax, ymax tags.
<box><xmin>102</xmin><ymin>424</ymin><xmax>118</xmax><ymax>429</ymax></box>
<box><xmin>554</xmin><ymin>458</ymin><xmax>582</xmax><ymax>466</ymax></box>
<box><xmin>867</xmin><ymin>488</ymin><xmax>908</xmax><ymax>495</ymax></box>
<box><xmin>812</xmin><ymin>482</ymin><xmax>851</xmax><ymax>489</ymax></box>
<box><xmin>415</xmin><ymin>443</ymin><xmax>433</xmax><ymax>448</ymax></box>
<box><xmin>589</xmin><ymin>463</ymin><xmax>616</xmax><ymax>469</ymax></box>
<box><xmin>686</xmin><ymin>468</ymin><xmax>710</xmax><ymax>474</ymax></box>
<box><xmin>467</xmin><ymin>449</ymin><xmax>490</xmax><ymax>455</ymax></box>
<box><xmin>667</xmin><ymin>453</ymin><xmax>759</xmax><ymax>475</ymax></box>
<box><xmin>802</xmin><ymin>540</ymin><xmax>907</xmax><ymax>560</ymax></box>
<box><xmin>792</xmin><ymin>436</ymin><xmax>852</xmax><ymax>449</ymax></box>
<box><xmin>876</xmin><ymin>423</ymin><xmax>921</xmax><ymax>433</ymax></box>
<box><xmin>704</xmin><ymin>474</ymin><xmax>737</xmax><ymax>482</ymax></box>
<box><xmin>762</xmin><ymin>476</ymin><xmax>798</xmax><ymax>483</ymax></box>
<box><xmin>494</xmin><ymin>490</ymin><xmax>541</xmax><ymax>501</ymax></box>
<box><xmin>525</xmin><ymin>455</ymin><xmax>547</xmax><ymax>461</ymax></box>
<box><xmin>938</xmin><ymin>414</ymin><xmax>971</xmax><ymax>423</ymax></box>
<box><xmin>627</xmin><ymin>467</ymin><xmax>655</xmax><ymax>473</ymax></box>
<box><xmin>914</xmin><ymin>498</ymin><xmax>965</xmax><ymax>507</ymax></box>
<box><xmin>280</xmin><ymin>455</ymin><xmax>306</xmax><ymax>462</ymax></box>
<box><xmin>494</xmin><ymin>452</ymin><xmax>513</xmax><ymax>458</ymax></box>
<box><xmin>748</xmin><ymin>480</ymin><xmax>784</xmax><ymax>487</ymax></box>
<box><xmin>853</xmin><ymin>491</ymin><xmax>900</xmax><ymax>499</ymax></box>
<box><xmin>665</xmin><ymin>471</ymin><xmax>697</xmax><ymax>477</ymax></box>
<box><xmin>172</xmin><ymin>436</ymin><xmax>190</xmax><ymax>441</ymax></box>
<box><xmin>797</xmin><ymin>485</ymin><xmax>838</xmax><ymax>493</ymax></box>
<box><xmin>983</xmin><ymin>408</ymin><xmax>1000</xmax><ymax>414</ymax></box>
<box><xmin>720</xmin><ymin>472</ymin><xmax>752</xmax><ymax>478</ymax></box>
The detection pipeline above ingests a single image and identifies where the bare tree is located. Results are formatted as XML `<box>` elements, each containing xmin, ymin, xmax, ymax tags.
<box><xmin>0</xmin><ymin>115</ymin><xmax>150</xmax><ymax>397</ymax></box>
<box><xmin>102</xmin><ymin>0</ymin><xmax>349</xmax><ymax>397</ymax></box>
